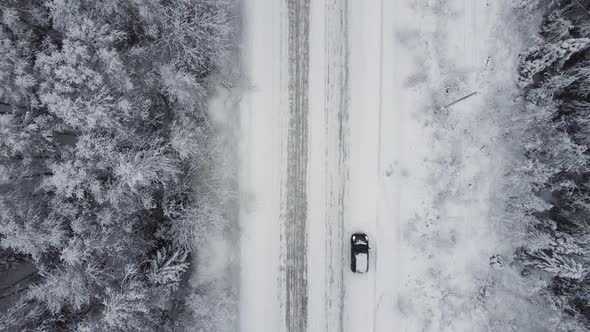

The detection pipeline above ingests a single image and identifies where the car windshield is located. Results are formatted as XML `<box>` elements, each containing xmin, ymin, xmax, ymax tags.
<box><xmin>353</xmin><ymin>241</ymin><xmax>368</xmax><ymax>252</ymax></box>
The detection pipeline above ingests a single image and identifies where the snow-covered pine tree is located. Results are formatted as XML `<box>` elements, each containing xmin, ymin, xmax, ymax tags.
<box><xmin>516</xmin><ymin>0</ymin><xmax>590</xmax><ymax>327</ymax></box>
<box><xmin>147</xmin><ymin>247</ymin><xmax>189</xmax><ymax>290</ymax></box>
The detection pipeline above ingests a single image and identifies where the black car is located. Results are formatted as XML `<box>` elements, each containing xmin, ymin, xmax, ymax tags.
<box><xmin>351</xmin><ymin>233</ymin><xmax>369</xmax><ymax>273</ymax></box>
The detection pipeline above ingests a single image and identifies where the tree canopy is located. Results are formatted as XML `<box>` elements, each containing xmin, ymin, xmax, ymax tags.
<box><xmin>0</xmin><ymin>0</ymin><xmax>233</xmax><ymax>330</ymax></box>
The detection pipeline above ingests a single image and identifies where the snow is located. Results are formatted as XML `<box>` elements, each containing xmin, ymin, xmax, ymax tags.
<box><xmin>381</xmin><ymin>0</ymin><xmax>544</xmax><ymax>330</ymax></box>
<box><xmin>239</xmin><ymin>0</ymin><xmax>286</xmax><ymax>330</ymax></box>
<box><xmin>342</xmin><ymin>0</ymin><xmax>383</xmax><ymax>330</ymax></box>
<box><xmin>355</xmin><ymin>253</ymin><xmax>368</xmax><ymax>274</ymax></box>
<box><xmin>305</xmin><ymin>0</ymin><xmax>332</xmax><ymax>329</ymax></box>
<box><xmin>239</xmin><ymin>0</ymin><xmax>536</xmax><ymax>331</ymax></box>
<box><xmin>190</xmin><ymin>232</ymin><xmax>231</xmax><ymax>286</ymax></box>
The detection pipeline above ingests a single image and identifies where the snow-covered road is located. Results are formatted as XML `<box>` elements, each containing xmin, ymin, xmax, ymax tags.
<box><xmin>239</xmin><ymin>0</ymin><xmax>503</xmax><ymax>331</ymax></box>
<box><xmin>239</xmin><ymin>0</ymin><xmax>387</xmax><ymax>327</ymax></box>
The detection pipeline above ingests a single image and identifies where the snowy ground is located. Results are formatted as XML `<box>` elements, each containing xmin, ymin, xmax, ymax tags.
<box><xmin>239</xmin><ymin>0</ymin><xmax>530</xmax><ymax>331</ymax></box>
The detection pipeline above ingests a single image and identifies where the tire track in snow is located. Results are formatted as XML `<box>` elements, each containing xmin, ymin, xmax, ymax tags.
<box><xmin>323</xmin><ymin>0</ymin><xmax>349</xmax><ymax>331</ymax></box>
<box><xmin>285</xmin><ymin>0</ymin><xmax>310</xmax><ymax>330</ymax></box>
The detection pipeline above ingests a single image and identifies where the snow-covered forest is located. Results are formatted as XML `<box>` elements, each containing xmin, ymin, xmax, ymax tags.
<box><xmin>0</xmin><ymin>0</ymin><xmax>237</xmax><ymax>331</ymax></box>
<box><xmin>511</xmin><ymin>0</ymin><xmax>590</xmax><ymax>329</ymax></box>
<box><xmin>393</xmin><ymin>1</ymin><xmax>590</xmax><ymax>329</ymax></box>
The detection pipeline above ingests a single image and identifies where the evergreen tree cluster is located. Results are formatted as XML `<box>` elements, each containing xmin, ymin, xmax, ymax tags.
<box><xmin>516</xmin><ymin>0</ymin><xmax>590</xmax><ymax>328</ymax></box>
<box><xmin>0</xmin><ymin>0</ymin><xmax>232</xmax><ymax>330</ymax></box>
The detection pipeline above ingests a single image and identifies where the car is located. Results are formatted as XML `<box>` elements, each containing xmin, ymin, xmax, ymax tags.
<box><xmin>351</xmin><ymin>233</ymin><xmax>370</xmax><ymax>273</ymax></box>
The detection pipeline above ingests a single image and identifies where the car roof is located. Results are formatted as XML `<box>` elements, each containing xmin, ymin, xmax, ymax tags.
<box><xmin>355</xmin><ymin>252</ymin><xmax>368</xmax><ymax>272</ymax></box>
